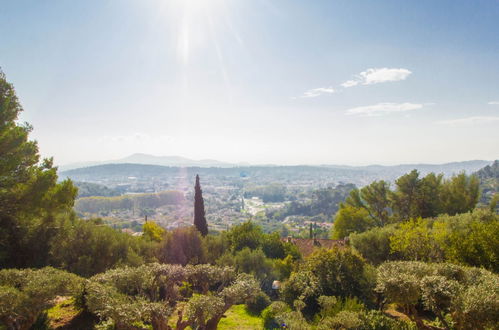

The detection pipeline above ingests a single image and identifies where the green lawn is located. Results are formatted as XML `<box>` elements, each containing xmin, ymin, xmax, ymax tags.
<box><xmin>218</xmin><ymin>304</ymin><xmax>264</xmax><ymax>330</ymax></box>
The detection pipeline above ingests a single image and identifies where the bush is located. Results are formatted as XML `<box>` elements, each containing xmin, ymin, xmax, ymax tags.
<box><xmin>362</xmin><ymin>310</ymin><xmax>416</xmax><ymax>330</ymax></box>
<box><xmin>262</xmin><ymin>301</ymin><xmax>291</xmax><ymax>329</ymax></box>
<box><xmin>350</xmin><ymin>225</ymin><xmax>397</xmax><ymax>265</ymax></box>
<box><xmin>0</xmin><ymin>267</ymin><xmax>83</xmax><ymax>330</ymax></box>
<box><xmin>376</xmin><ymin>261</ymin><xmax>499</xmax><ymax>328</ymax></box>
<box><xmin>246</xmin><ymin>291</ymin><xmax>271</xmax><ymax>315</ymax></box>
<box><xmin>319</xmin><ymin>310</ymin><xmax>363</xmax><ymax>330</ymax></box>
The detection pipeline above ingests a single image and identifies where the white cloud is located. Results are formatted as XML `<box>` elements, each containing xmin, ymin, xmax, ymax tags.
<box><xmin>301</xmin><ymin>87</ymin><xmax>335</xmax><ymax>98</ymax></box>
<box><xmin>345</xmin><ymin>102</ymin><xmax>423</xmax><ymax>117</ymax></box>
<box><xmin>437</xmin><ymin>116</ymin><xmax>499</xmax><ymax>126</ymax></box>
<box><xmin>342</xmin><ymin>68</ymin><xmax>412</xmax><ymax>88</ymax></box>
<box><xmin>340</xmin><ymin>80</ymin><xmax>359</xmax><ymax>88</ymax></box>
<box><xmin>488</xmin><ymin>101</ymin><xmax>499</xmax><ymax>105</ymax></box>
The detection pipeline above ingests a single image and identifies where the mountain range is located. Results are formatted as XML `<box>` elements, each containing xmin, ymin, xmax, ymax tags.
<box><xmin>59</xmin><ymin>153</ymin><xmax>242</xmax><ymax>171</ymax></box>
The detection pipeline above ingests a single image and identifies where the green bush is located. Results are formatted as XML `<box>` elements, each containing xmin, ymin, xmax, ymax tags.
<box><xmin>246</xmin><ymin>291</ymin><xmax>271</xmax><ymax>315</ymax></box>
<box><xmin>262</xmin><ymin>301</ymin><xmax>291</xmax><ymax>329</ymax></box>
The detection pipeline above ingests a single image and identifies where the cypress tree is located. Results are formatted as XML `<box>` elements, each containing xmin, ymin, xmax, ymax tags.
<box><xmin>193</xmin><ymin>174</ymin><xmax>208</xmax><ymax>236</ymax></box>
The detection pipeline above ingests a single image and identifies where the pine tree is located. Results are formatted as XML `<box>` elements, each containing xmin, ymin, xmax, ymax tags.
<box><xmin>193</xmin><ymin>174</ymin><xmax>208</xmax><ymax>236</ymax></box>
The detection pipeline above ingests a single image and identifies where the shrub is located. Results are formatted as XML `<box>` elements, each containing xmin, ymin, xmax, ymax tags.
<box><xmin>246</xmin><ymin>291</ymin><xmax>271</xmax><ymax>315</ymax></box>
<box><xmin>262</xmin><ymin>301</ymin><xmax>291</xmax><ymax>329</ymax></box>
<box><xmin>0</xmin><ymin>267</ymin><xmax>83</xmax><ymax>330</ymax></box>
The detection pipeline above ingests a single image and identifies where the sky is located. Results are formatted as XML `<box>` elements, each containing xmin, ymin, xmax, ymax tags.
<box><xmin>1</xmin><ymin>0</ymin><xmax>499</xmax><ymax>166</ymax></box>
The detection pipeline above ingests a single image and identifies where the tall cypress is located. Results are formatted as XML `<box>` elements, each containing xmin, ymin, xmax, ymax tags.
<box><xmin>193</xmin><ymin>174</ymin><xmax>208</xmax><ymax>236</ymax></box>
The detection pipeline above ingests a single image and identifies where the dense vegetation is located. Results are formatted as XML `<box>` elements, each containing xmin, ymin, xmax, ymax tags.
<box><xmin>0</xmin><ymin>70</ymin><xmax>498</xmax><ymax>329</ymax></box>
<box><xmin>73</xmin><ymin>181</ymin><xmax>121</xmax><ymax>198</ymax></box>
<box><xmin>75</xmin><ymin>190</ymin><xmax>185</xmax><ymax>214</ymax></box>
<box><xmin>332</xmin><ymin>170</ymin><xmax>481</xmax><ymax>239</ymax></box>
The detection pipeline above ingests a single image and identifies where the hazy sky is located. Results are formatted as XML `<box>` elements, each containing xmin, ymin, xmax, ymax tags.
<box><xmin>1</xmin><ymin>0</ymin><xmax>499</xmax><ymax>166</ymax></box>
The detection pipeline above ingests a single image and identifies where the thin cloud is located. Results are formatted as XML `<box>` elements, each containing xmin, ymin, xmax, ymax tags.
<box><xmin>346</xmin><ymin>102</ymin><xmax>423</xmax><ymax>117</ymax></box>
<box><xmin>342</xmin><ymin>68</ymin><xmax>412</xmax><ymax>88</ymax></box>
<box><xmin>437</xmin><ymin>116</ymin><xmax>499</xmax><ymax>126</ymax></box>
<box><xmin>488</xmin><ymin>101</ymin><xmax>499</xmax><ymax>105</ymax></box>
<box><xmin>301</xmin><ymin>87</ymin><xmax>335</xmax><ymax>98</ymax></box>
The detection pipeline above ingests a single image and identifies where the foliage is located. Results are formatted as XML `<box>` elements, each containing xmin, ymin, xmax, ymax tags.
<box><xmin>49</xmin><ymin>216</ymin><xmax>156</xmax><ymax>277</ymax></box>
<box><xmin>182</xmin><ymin>273</ymin><xmax>261</xmax><ymax>329</ymax></box>
<box><xmin>194</xmin><ymin>174</ymin><xmax>208</xmax><ymax>236</ymax></box>
<box><xmin>244</xmin><ymin>183</ymin><xmax>287</xmax><ymax>203</ymax></box>
<box><xmin>362</xmin><ymin>310</ymin><xmax>416</xmax><ymax>330</ymax></box>
<box><xmin>390</xmin><ymin>218</ymin><xmax>440</xmax><ymax>261</ymax></box>
<box><xmin>387</xmin><ymin>209</ymin><xmax>499</xmax><ymax>271</ymax></box>
<box><xmin>217</xmin><ymin>248</ymin><xmax>276</xmax><ymax>292</ymax></box>
<box><xmin>332</xmin><ymin>204</ymin><xmax>373</xmax><ymax>239</ymax></box>
<box><xmin>226</xmin><ymin>221</ymin><xmax>264</xmax><ymax>252</ymax></box>
<box><xmin>261</xmin><ymin>301</ymin><xmax>291</xmax><ymax>329</ymax></box>
<box><xmin>245</xmin><ymin>291</ymin><xmax>271</xmax><ymax>315</ymax></box>
<box><xmin>75</xmin><ymin>190</ymin><xmax>184</xmax><ymax>214</ymax></box>
<box><xmin>73</xmin><ymin>181</ymin><xmax>120</xmax><ymax>198</ymax></box>
<box><xmin>142</xmin><ymin>221</ymin><xmax>165</xmax><ymax>242</ymax></box>
<box><xmin>344</xmin><ymin>180</ymin><xmax>391</xmax><ymax>226</ymax></box>
<box><xmin>0</xmin><ymin>267</ymin><xmax>83</xmax><ymax>330</ymax></box>
<box><xmin>319</xmin><ymin>310</ymin><xmax>363</xmax><ymax>329</ymax></box>
<box><xmin>158</xmin><ymin>226</ymin><xmax>206</xmax><ymax>265</ymax></box>
<box><xmin>350</xmin><ymin>225</ymin><xmax>397</xmax><ymax>265</ymax></box>
<box><xmin>281</xmin><ymin>247</ymin><xmax>373</xmax><ymax>318</ymax></box>
<box><xmin>376</xmin><ymin>261</ymin><xmax>499</xmax><ymax>328</ymax></box>
<box><xmin>0</xmin><ymin>70</ymin><xmax>78</xmax><ymax>268</ymax></box>
<box><xmin>83</xmin><ymin>263</ymin><xmax>261</xmax><ymax>329</ymax></box>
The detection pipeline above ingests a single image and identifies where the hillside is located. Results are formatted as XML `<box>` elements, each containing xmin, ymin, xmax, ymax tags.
<box><xmin>59</xmin><ymin>153</ymin><xmax>237</xmax><ymax>171</ymax></box>
<box><xmin>61</xmin><ymin>160</ymin><xmax>493</xmax><ymax>189</ymax></box>
<box><xmin>476</xmin><ymin>160</ymin><xmax>499</xmax><ymax>204</ymax></box>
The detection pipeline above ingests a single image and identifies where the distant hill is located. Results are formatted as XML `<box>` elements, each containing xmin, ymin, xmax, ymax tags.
<box><xmin>61</xmin><ymin>160</ymin><xmax>493</xmax><ymax>190</ymax></box>
<box><xmin>59</xmin><ymin>153</ymin><xmax>237</xmax><ymax>171</ymax></box>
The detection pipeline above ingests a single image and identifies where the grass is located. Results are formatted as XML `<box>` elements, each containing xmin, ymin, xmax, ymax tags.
<box><xmin>46</xmin><ymin>297</ymin><xmax>97</xmax><ymax>329</ymax></box>
<box><xmin>218</xmin><ymin>304</ymin><xmax>264</xmax><ymax>330</ymax></box>
<box><xmin>47</xmin><ymin>297</ymin><xmax>81</xmax><ymax>328</ymax></box>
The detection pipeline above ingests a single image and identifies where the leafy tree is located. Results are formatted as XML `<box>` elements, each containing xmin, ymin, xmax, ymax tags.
<box><xmin>226</xmin><ymin>221</ymin><xmax>263</xmax><ymax>252</ymax></box>
<box><xmin>281</xmin><ymin>247</ymin><xmax>372</xmax><ymax>317</ymax></box>
<box><xmin>194</xmin><ymin>174</ymin><xmax>208</xmax><ymax>236</ymax></box>
<box><xmin>417</xmin><ymin>173</ymin><xmax>444</xmax><ymax>218</ymax></box>
<box><xmin>0</xmin><ymin>69</ymin><xmax>77</xmax><ymax>268</ymax></box>
<box><xmin>142</xmin><ymin>220</ymin><xmax>165</xmax><ymax>242</ymax></box>
<box><xmin>345</xmin><ymin>180</ymin><xmax>391</xmax><ymax>226</ymax></box>
<box><xmin>440</xmin><ymin>173</ymin><xmax>480</xmax><ymax>216</ymax></box>
<box><xmin>332</xmin><ymin>205</ymin><xmax>373</xmax><ymax>239</ymax></box>
<box><xmin>49</xmin><ymin>217</ymin><xmax>155</xmax><ymax>277</ymax></box>
<box><xmin>180</xmin><ymin>273</ymin><xmax>261</xmax><ymax>330</ymax></box>
<box><xmin>390</xmin><ymin>218</ymin><xmax>441</xmax><ymax>261</ymax></box>
<box><xmin>390</xmin><ymin>170</ymin><xmax>421</xmax><ymax>221</ymax></box>
<box><xmin>158</xmin><ymin>226</ymin><xmax>206</xmax><ymax>265</ymax></box>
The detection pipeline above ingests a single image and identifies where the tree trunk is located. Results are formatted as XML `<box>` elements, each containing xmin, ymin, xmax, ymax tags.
<box><xmin>205</xmin><ymin>315</ymin><xmax>223</xmax><ymax>330</ymax></box>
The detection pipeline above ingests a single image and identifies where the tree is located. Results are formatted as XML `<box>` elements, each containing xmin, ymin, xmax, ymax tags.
<box><xmin>389</xmin><ymin>218</ymin><xmax>440</xmax><ymax>262</ymax></box>
<box><xmin>142</xmin><ymin>220</ymin><xmax>165</xmax><ymax>242</ymax></box>
<box><xmin>0</xmin><ymin>69</ymin><xmax>77</xmax><ymax>268</ymax></box>
<box><xmin>391</xmin><ymin>170</ymin><xmax>421</xmax><ymax>221</ymax></box>
<box><xmin>332</xmin><ymin>205</ymin><xmax>373</xmax><ymax>239</ymax></box>
<box><xmin>440</xmin><ymin>173</ymin><xmax>480</xmax><ymax>215</ymax></box>
<box><xmin>281</xmin><ymin>247</ymin><xmax>372</xmax><ymax>317</ymax></box>
<box><xmin>194</xmin><ymin>175</ymin><xmax>208</xmax><ymax>236</ymax></box>
<box><xmin>158</xmin><ymin>227</ymin><xmax>206</xmax><ymax>265</ymax></box>
<box><xmin>345</xmin><ymin>181</ymin><xmax>391</xmax><ymax>226</ymax></box>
